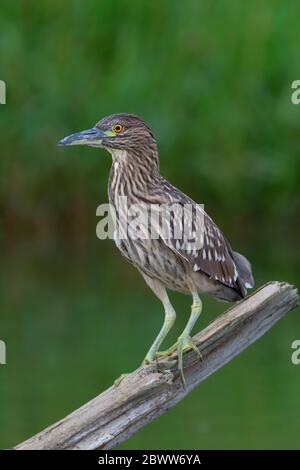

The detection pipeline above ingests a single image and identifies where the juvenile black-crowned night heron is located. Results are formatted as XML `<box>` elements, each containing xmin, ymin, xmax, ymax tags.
<box><xmin>59</xmin><ymin>113</ymin><xmax>254</xmax><ymax>384</ymax></box>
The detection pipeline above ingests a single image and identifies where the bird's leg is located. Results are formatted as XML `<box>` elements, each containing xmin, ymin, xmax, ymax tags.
<box><xmin>115</xmin><ymin>301</ymin><xmax>175</xmax><ymax>386</ymax></box>
<box><xmin>156</xmin><ymin>292</ymin><xmax>202</xmax><ymax>385</ymax></box>
<box><xmin>115</xmin><ymin>277</ymin><xmax>175</xmax><ymax>386</ymax></box>
<box><xmin>115</xmin><ymin>300</ymin><xmax>175</xmax><ymax>386</ymax></box>
<box><xmin>136</xmin><ymin>274</ymin><xmax>177</xmax><ymax>365</ymax></box>
<box><xmin>143</xmin><ymin>297</ymin><xmax>176</xmax><ymax>364</ymax></box>
<box><xmin>176</xmin><ymin>293</ymin><xmax>203</xmax><ymax>385</ymax></box>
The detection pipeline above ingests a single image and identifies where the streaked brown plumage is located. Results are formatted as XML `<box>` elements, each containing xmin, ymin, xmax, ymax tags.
<box><xmin>59</xmin><ymin>113</ymin><xmax>254</xmax><ymax>384</ymax></box>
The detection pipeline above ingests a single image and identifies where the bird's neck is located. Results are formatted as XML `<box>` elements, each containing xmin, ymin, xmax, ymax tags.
<box><xmin>108</xmin><ymin>148</ymin><xmax>161</xmax><ymax>204</ymax></box>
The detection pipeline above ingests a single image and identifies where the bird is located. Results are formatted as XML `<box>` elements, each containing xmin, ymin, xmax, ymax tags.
<box><xmin>58</xmin><ymin>113</ymin><xmax>254</xmax><ymax>385</ymax></box>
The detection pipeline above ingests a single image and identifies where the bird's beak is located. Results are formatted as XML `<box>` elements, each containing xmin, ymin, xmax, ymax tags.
<box><xmin>58</xmin><ymin>127</ymin><xmax>111</xmax><ymax>147</ymax></box>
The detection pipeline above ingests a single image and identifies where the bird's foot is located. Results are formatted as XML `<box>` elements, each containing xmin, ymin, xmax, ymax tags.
<box><xmin>142</xmin><ymin>354</ymin><xmax>155</xmax><ymax>366</ymax></box>
<box><xmin>156</xmin><ymin>334</ymin><xmax>202</xmax><ymax>386</ymax></box>
<box><xmin>116</xmin><ymin>351</ymin><xmax>172</xmax><ymax>386</ymax></box>
<box><xmin>115</xmin><ymin>356</ymin><xmax>161</xmax><ymax>386</ymax></box>
<box><xmin>177</xmin><ymin>333</ymin><xmax>202</xmax><ymax>386</ymax></box>
<box><xmin>144</xmin><ymin>334</ymin><xmax>202</xmax><ymax>384</ymax></box>
<box><xmin>142</xmin><ymin>353</ymin><xmax>178</xmax><ymax>373</ymax></box>
<box><xmin>155</xmin><ymin>344</ymin><xmax>177</xmax><ymax>360</ymax></box>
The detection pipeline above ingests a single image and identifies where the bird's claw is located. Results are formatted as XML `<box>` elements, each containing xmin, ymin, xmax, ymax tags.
<box><xmin>155</xmin><ymin>350</ymin><xmax>174</xmax><ymax>360</ymax></box>
<box><xmin>176</xmin><ymin>334</ymin><xmax>202</xmax><ymax>386</ymax></box>
<box><xmin>144</xmin><ymin>335</ymin><xmax>202</xmax><ymax>386</ymax></box>
<box><xmin>154</xmin><ymin>343</ymin><xmax>178</xmax><ymax>360</ymax></box>
<box><xmin>142</xmin><ymin>356</ymin><xmax>154</xmax><ymax>366</ymax></box>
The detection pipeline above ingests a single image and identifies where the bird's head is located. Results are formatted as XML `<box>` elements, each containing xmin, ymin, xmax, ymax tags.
<box><xmin>58</xmin><ymin>113</ymin><xmax>157</xmax><ymax>157</ymax></box>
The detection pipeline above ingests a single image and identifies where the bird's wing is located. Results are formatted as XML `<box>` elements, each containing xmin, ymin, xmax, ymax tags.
<box><xmin>163</xmin><ymin>208</ymin><xmax>238</xmax><ymax>286</ymax></box>
<box><xmin>151</xmin><ymin>182</ymin><xmax>240</xmax><ymax>290</ymax></box>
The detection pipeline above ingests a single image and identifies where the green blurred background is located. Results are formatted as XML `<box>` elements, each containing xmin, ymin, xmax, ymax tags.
<box><xmin>0</xmin><ymin>0</ymin><xmax>300</xmax><ymax>449</ymax></box>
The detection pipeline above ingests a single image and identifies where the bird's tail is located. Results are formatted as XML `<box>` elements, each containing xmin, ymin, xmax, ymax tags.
<box><xmin>233</xmin><ymin>251</ymin><xmax>254</xmax><ymax>297</ymax></box>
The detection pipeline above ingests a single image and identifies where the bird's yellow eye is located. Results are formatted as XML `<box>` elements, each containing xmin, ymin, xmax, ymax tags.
<box><xmin>112</xmin><ymin>124</ymin><xmax>124</xmax><ymax>134</ymax></box>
